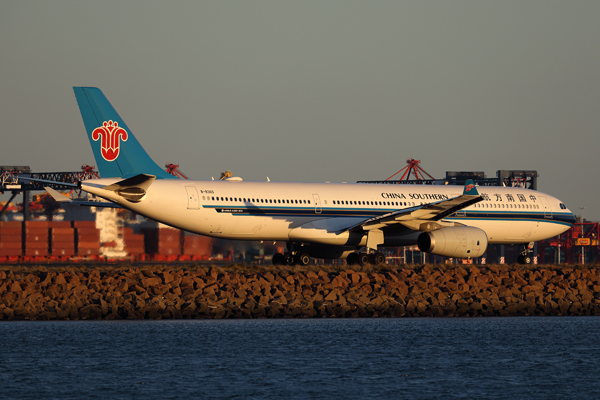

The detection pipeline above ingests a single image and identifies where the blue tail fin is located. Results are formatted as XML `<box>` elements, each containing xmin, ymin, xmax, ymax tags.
<box><xmin>462</xmin><ymin>179</ymin><xmax>479</xmax><ymax>196</ymax></box>
<box><xmin>73</xmin><ymin>87</ymin><xmax>175</xmax><ymax>179</ymax></box>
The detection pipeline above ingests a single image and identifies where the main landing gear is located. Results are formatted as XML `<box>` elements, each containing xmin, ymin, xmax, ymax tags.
<box><xmin>272</xmin><ymin>252</ymin><xmax>311</xmax><ymax>266</ymax></box>
<box><xmin>346</xmin><ymin>252</ymin><xmax>386</xmax><ymax>266</ymax></box>
<box><xmin>517</xmin><ymin>242</ymin><xmax>534</xmax><ymax>265</ymax></box>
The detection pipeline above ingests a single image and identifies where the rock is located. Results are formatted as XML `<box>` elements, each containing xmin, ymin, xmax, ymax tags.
<box><xmin>9</xmin><ymin>281</ymin><xmax>22</xmax><ymax>292</ymax></box>
<box><xmin>161</xmin><ymin>271</ymin><xmax>175</xmax><ymax>284</ymax></box>
<box><xmin>317</xmin><ymin>270</ymin><xmax>331</xmax><ymax>283</ymax></box>
<box><xmin>54</xmin><ymin>274</ymin><xmax>67</xmax><ymax>285</ymax></box>
<box><xmin>324</xmin><ymin>290</ymin><xmax>338</xmax><ymax>302</ymax></box>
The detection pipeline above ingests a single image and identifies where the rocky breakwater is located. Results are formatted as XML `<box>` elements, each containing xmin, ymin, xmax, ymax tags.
<box><xmin>1</xmin><ymin>265</ymin><xmax>600</xmax><ymax>320</ymax></box>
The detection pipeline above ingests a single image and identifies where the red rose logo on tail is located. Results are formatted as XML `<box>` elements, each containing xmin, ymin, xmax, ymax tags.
<box><xmin>92</xmin><ymin>120</ymin><xmax>128</xmax><ymax>162</ymax></box>
<box><xmin>466</xmin><ymin>184</ymin><xmax>475</xmax><ymax>192</ymax></box>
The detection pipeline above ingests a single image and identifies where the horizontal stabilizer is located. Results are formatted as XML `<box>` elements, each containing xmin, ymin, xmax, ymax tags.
<box><xmin>44</xmin><ymin>187</ymin><xmax>122</xmax><ymax>208</ymax></box>
<box><xmin>23</xmin><ymin>177</ymin><xmax>79</xmax><ymax>188</ymax></box>
<box><xmin>44</xmin><ymin>187</ymin><xmax>71</xmax><ymax>202</ymax></box>
<box><xmin>102</xmin><ymin>174</ymin><xmax>156</xmax><ymax>192</ymax></box>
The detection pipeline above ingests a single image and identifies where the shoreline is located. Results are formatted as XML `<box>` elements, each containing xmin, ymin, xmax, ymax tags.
<box><xmin>1</xmin><ymin>264</ymin><xmax>599</xmax><ymax>320</ymax></box>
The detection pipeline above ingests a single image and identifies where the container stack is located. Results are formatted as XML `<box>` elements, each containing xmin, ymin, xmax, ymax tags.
<box><xmin>73</xmin><ymin>221</ymin><xmax>101</xmax><ymax>256</ymax></box>
<box><xmin>123</xmin><ymin>227</ymin><xmax>145</xmax><ymax>255</ymax></box>
<box><xmin>183</xmin><ymin>233</ymin><xmax>212</xmax><ymax>258</ymax></box>
<box><xmin>0</xmin><ymin>221</ymin><xmax>22</xmax><ymax>257</ymax></box>
<box><xmin>49</xmin><ymin>221</ymin><xmax>75</xmax><ymax>257</ymax></box>
<box><xmin>24</xmin><ymin>221</ymin><xmax>49</xmax><ymax>257</ymax></box>
<box><xmin>144</xmin><ymin>227</ymin><xmax>182</xmax><ymax>256</ymax></box>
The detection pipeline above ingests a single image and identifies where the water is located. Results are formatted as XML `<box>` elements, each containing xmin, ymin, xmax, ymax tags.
<box><xmin>1</xmin><ymin>317</ymin><xmax>600</xmax><ymax>399</ymax></box>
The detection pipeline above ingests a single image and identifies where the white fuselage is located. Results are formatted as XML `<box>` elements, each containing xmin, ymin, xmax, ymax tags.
<box><xmin>81</xmin><ymin>179</ymin><xmax>575</xmax><ymax>248</ymax></box>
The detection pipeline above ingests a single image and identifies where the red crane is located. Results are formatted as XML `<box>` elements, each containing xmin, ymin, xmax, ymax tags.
<box><xmin>165</xmin><ymin>163</ymin><xmax>188</xmax><ymax>179</ymax></box>
<box><xmin>386</xmin><ymin>158</ymin><xmax>436</xmax><ymax>181</ymax></box>
<box><xmin>76</xmin><ymin>164</ymin><xmax>101</xmax><ymax>181</ymax></box>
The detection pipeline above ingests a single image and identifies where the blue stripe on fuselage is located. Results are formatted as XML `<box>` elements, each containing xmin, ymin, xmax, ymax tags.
<box><xmin>203</xmin><ymin>205</ymin><xmax>576</xmax><ymax>226</ymax></box>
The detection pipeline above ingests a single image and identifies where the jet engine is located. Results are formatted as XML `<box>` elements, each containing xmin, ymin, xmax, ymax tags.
<box><xmin>417</xmin><ymin>226</ymin><xmax>488</xmax><ymax>258</ymax></box>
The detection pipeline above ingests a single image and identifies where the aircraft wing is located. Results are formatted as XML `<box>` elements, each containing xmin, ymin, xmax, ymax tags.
<box><xmin>342</xmin><ymin>180</ymin><xmax>483</xmax><ymax>233</ymax></box>
<box><xmin>44</xmin><ymin>187</ymin><xmax>122</xmax><ymax>208</ymax></box>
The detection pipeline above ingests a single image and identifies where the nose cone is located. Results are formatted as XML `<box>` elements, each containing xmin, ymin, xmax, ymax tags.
<box><xmin>565</xmin><ymin>212</ymin><xmax>577</xmax><ymax>226</ymax></box>
<box><xmin>554</xmin><ymin>198</ymin><xmax>576</xmax><ymax>228</ymax></box>
<box><xmin>551</xmin><ymin>211</ymin><xmax>577</xmax><ymax>237</ymax></box>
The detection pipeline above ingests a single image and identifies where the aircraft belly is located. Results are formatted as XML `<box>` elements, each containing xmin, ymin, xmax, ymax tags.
<box><xmin>289</xmin><ymin>217</ymin><xmax>366</xmax><ymax>246</ymax></box>
<box><xmin>529</xmin><ymin>220</ymin><xmax>571</xmax><ymax>242</ymax></box>
<box><xmin>504</xmin><ymin>220</ymin><xmax>534</xmax><ymax>241</ymax></box>
<box><xmin>459</xmin><ymin>219</ymin><xmax>567</xmax><ymax>245</ymax></box>
<box><xmin>229</xmin><ymin>216</ymin><xmax>292</xmax><ymax>241</ymax></box>
<box><xmin>289</xmin><ymin>229</ymin><xmax>365</xmax><ymax>246</ymax></box>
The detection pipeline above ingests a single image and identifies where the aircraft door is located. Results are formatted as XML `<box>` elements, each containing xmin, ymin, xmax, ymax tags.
<box><xmin>185</xmin><ymin>186</ymin><xmax>199</xmax><ymax>210</ymax></box>
<box><xmin>312</xmin><ymin>193</ymin><xmax>322</xmax><ymax>214</ymax></box>
<box><xmin>539</xmin><ymin>196</ymin><xmax>552</xmax><ymax>218</ymax></box>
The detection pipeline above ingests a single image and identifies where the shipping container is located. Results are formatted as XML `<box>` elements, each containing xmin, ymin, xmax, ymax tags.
<box><xmin>25</xmin><ymin>232</ymin><xmax>49</xmax><ymax>242</ymax></box>
<box><xmin>142</xmin><ymin>227</ymin><xmax>183</xmax><ymax>255</ymax></box>
<box><xmin>0</xmin><ymin>248</ymin><xmax>22</xmax><ymax>256</ymax></box>
<box><xmin>78</xmin><ymin>241</ymin><xmax>101</xmax><ymax>249</ymax></box>
<box><xmin>183</xmin><ymin>235</ymin><xmax>212</xmax><ymax>256</ymax></box>
<box><xmin>77</xmin><ymin>247</ymin><xmax>100</xmax><ymax>256</ymax></box>
<box><xmin>0</xmin><ymin>230</ymin><xmax>22</xmax><ymax>242</ymax></box>
<box><xmin>47</xmin><ymin>221</ymin><xmax>72</xmax><ymax>228</ymax></box>
<box><xmin>25</xmin><ymin>241</ymin><xmax>48</xmax><ymax>249</ymax></box>
<box><xmin>51</xmin><ymin>248</ymin><xmax>75</xmax><ymax>256</ymax></box>
<box><xmin>25</xmin><ymin>248</ymin><xmax>48</xmax><ymax>256</ymax></box>
<box><xmin>72</xmin><ymin>221</ymin><xmax>97</xmax><ymax>228</ymax></box>
<box><xmin>24</xmin><ymin>221</ymin><xmax>50</xmax><ymax>228</ymax></box>
<box><xmin>0</xmin><ymin>221</ymin><xmax>22</xmax><ymax>229</ymax></box>
<box><xmin>0</xmin><ymin>242</ymin><xmax>22</xmax><ymax>249</ymax></box>
<box><xmin>51</xmin><ymin>234</ymin><xmax>75</xmax><ymax>243</ymax></box>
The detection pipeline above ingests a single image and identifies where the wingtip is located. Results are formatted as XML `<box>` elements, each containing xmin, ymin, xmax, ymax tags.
<box><xmin>44</xmin><ymin>187</ymin><xmax>71</xmax><ymax>202</ymax></box>
<box><xmin>463</xmin><ymin>179</ymin><xmax>479</xmax><ymax>196</ymax></box>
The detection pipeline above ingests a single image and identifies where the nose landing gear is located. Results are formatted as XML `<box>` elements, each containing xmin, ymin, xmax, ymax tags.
<box><xmin>517</xmin><ymin>242</ymin><xmax>535</xmax><ymax>264</ymax></box>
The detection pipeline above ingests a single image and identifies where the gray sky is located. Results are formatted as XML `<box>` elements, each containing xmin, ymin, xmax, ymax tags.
<box><xmin>1</xmin><ymin>1</ymin><xmax>599</xmax><ymax>220</ymax></box>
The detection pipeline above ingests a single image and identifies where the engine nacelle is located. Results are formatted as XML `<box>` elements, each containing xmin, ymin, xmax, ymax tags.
<box><xmin>417</xmin><ymin>226</ymin><xmax>488</xmax><ymax>258</ymax></box>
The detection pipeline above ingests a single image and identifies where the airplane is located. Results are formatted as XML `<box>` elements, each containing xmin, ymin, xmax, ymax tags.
<box><xmin>43</xmin><ymin>87</ymin><xmax>576</xmax><ymax>265</ymax></box>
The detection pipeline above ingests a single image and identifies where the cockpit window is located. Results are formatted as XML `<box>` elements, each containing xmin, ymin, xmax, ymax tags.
<box><xmin>559</xmin><ymin>203</ymin><xmax>566</xmax><ymax>209</ymax></box>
